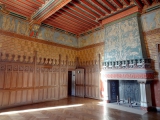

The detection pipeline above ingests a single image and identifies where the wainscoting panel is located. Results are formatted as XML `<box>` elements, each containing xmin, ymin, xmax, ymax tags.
<box><xmin>0</xmin><ymin>53</ymin><xmax>75</xmax><ymax>109</ymax></box>
<box><xmin>85</xmin><ymin>66</ymin><xmax>100</xmax><ymax>99</ymax></box>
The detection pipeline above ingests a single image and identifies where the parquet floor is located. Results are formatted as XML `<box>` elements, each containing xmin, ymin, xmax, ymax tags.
<box><xmin>0</xmin><ymin>97</ymin><xmax>160</xmax><ymax>120</ymax></box>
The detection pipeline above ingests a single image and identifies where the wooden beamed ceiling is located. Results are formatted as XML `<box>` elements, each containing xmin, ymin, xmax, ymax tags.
<box><xmin>0</xmin><ymin>0</ymin><xmax>159</xmax><ymax>35</ymax></box>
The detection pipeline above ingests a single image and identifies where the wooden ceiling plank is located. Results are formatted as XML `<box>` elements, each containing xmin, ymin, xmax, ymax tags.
<box><xmin>3</xmin><ymin>1</ymin><xmax>33</xmax><ymax>15</ymax></box>
<box><xmin>17</xmin><ymin>0</ymin><xmax>39</xmax><ymax>9</ymax></box>
<box><xmin>112</xmin><ymin>0</ymin><xmax>123</xmax><ymax>8</ymax></box>
<box><xmin>67</xmin><ymin>3</ymin><xmax>96</xmax><ymax>20</ymax></box>
<box><xmin>122</xmin><ymin>0</ymin><xmax>130</xmax><ymax>5</ymax></box>
<box><xmin>91</xmin><ymin>0</ymin><xmax>111</xmax><ymax>14</ymax></box>
<box><xmin>36</xmin><ymin>0</ymin><xmax>71</xmax><ymax>24</ymax></box>
<box><xmin>44</xmin><ymin>20</ymin><xmax>81</xmax><ymax>34</ymax></box>
<box><xmin>53</xmin><ymin>13</ymin><xmax>94</xmax><ymax>28</ymax></box>
<box><xmin>49</xmin><ymin>15</ymin><xmax>90</xmax><ymax>30</ymax></box>
<box><xmin>63</xmin><ymin>6</ymin><xmax>99</xmax><ymax>26</ymax></box>
<box><xmin>6</xmin><ymin>7</ymin><xmax>30</xmax><ymax>17</ymax></box>
<box><xmin>81</xmin><ymin>0</ymin><xmax>105</xmax><ymax>16</ymax></box>
<box><xmin>101</xmin><ymin>0</ymin><xmax>117</xmax><ymax>11</ymax></box>
<box><xmin>144</xmin><ymin>0</ymin><xmax>152</xmax><ymax>6</ymax></box>
<box><xmin>3</xmin><ymin>0</ymin><xmax>36</xmax><ymax>12</ymax></box>
<box><xmin>26</xmin><ymin>0</ymin><xmax>42</xmax><ymax>7</ymax></box>
<box><xmin>133</xmin><ymin>0</ymin><xmax>144</xmax><ymax>8</ymax></box>
<box><xmin>45</xmin><ymin>18</ymin><xmax>86</xmax><ymax>31</ymax></box>
<box><xmin>72</xmin><ymin>1</ymin><xmax>100</xmax><ymax>18</ymax></box>
<box><xmin>58</xmin><ymin>9</ymin><xmax>96</xmax><ymax>27</ymax></box>
<box><xmin>46</xmin><ymin>17</ymin><xmax>89</xmax><ymax>30</ymax></box>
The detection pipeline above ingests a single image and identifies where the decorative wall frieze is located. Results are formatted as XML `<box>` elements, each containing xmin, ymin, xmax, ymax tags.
<box><xmin>29</xmin><ymin>24</ymin><xmax>41</xmax><ymax>38</ymax></box>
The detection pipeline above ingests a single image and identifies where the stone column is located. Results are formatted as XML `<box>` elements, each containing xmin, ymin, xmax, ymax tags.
<box><xmin>140</xmin><ymin>82</ymin><xmax>152</xmax><ymax>111</ymax></box>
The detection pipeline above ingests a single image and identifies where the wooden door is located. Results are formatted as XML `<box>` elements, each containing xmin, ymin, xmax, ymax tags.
<box><xmin>75</xmin><ymin>69</ymin><xmax>84</xmax><ymax>97</ymax></box>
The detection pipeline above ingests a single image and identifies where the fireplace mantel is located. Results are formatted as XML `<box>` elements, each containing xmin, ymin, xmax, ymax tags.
<box><xmin>101</xmin><ymin>59</ymin><xmax>154</xmax><ymax>111</ymax></box>
<box><xmin>102</xmin><ymin>58</ymin><xmax>154</xmax><ymax>82</ymax></box>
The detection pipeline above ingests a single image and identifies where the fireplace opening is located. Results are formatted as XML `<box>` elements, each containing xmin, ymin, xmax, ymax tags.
<box><xmin>109</xmin><ymin>80</ymin><xmax>141</xmax><ymax>109</ymax></box>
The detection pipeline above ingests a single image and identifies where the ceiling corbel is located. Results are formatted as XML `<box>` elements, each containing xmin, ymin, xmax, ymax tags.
<box><xmin>0</xmin><ymin>4</ymin><xmax>9</xmax><ymax>14</ymax></box>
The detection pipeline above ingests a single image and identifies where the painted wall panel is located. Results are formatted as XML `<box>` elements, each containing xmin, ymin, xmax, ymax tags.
<box><xmin>104</xmin><ymin>15</ymin><xmax>143</xmax><ymax>61</ymax></box>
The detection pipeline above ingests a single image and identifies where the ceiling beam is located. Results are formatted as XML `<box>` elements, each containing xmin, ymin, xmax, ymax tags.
<box><xmin>101</xmin><ymin>0</ymin><xmax>117</xmax><ymax>11</ymax></box>
<box><xmin>67</xmin><ymin>3</ymin><xmax>96</xmax><ymax>20</ymax></box>
<box><xmin>112</xmin><ymin>0</ymin><xmax>123</xmax><ymax>8</ymax></box>
<box><xmin>72</xmin><ymin>0</ymin><xmax>100</xmax><ymax>18</ymax></box>
<box><xmin>30</xmin><ymin>0</ymin><xmax>71</xmax><ymax>25</ymax></box>
<box><xmin>133</xmin><ymin>0</ymin><xmax>144</xmax><ymax>8</ymax></box>
<box><xmin>58</xmin><ymin>9</ymin><xmax>96</xmax><ymax>27</ymax></box>
<box><xmin>102</xmin><ymin>6</ymin><xmax>140</xmax><ymax>25</ymax></box>
<box><xmin>91</xmin><ymin>0</ymin><xmax>111</xmax><ymax>14</ymax></box>
<box><xmin>143</xmin><ymin>0</ymin><xmax>152</xmax><ymax>6</ymax></box>
<box><xmin>80</xmin><ymin>0</ymin><xmax>105</xmax><ymax>16</ymax></box>
<box><xmin>122</xmin><ymin>0</ymin><xmax>130</xmax><ymax>6</ymax></box>
<box><xmin>45</xmin><ymin>18</ymin><xmax>86</xmax><ymax>32</ymax></box>
<box><xmin>54</xmin><ymin>12</ymin><xmax>94</xmax><ymax>28</ymax></box>
<box><xmin>63</xmin><ymin>6</ymin><xmax>99</xmax><ymax>26</ymax></box>
<box><xmin>49</xmin><ymin>15</ymin><xmax>91</xmax><ymax>30</ymax></box>
<box><xmin>44</xmin><ymin>20</ymin><xmax>82</xmax><ymax>34</ymax></box>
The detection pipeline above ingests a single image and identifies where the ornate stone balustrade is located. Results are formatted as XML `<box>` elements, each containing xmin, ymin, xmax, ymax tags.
<box><xmin>102</xmin><ymin>59</ymin><xmax>152</xmax><ymax>69</ymax></box>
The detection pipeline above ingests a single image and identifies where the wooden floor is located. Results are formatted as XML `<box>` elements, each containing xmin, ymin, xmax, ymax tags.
<box><xmin>0</xmin><ymin>97</ymin><xmax>160</xmax><ymax>120</ymax></box>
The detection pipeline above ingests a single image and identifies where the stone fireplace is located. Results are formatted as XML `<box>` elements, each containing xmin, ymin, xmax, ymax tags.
<box><xmin>101</xmin><ymin>59</ymin><xmax>154</xmax><ymax>111</ymax></box>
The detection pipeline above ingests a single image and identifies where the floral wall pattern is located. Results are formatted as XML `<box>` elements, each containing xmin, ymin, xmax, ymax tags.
<box><xmin>104</xmin><ymin>16</ymin><xmax>143</xmax><ymax>61</ymax></box>
<box><xmin>141</xmin><ymin>9</ymin><xmax>160</xmax><ymax>32</ymax></box>
<box><xmin>37</xmin><ymin>27</ymin><xmax>78</xmax><ymax>47</ymax></box>
<box><xmin>78</xmin><ymin>29</ymin><xmax>105</xmax><ymax>48</ymax></box>
<box><xmin>0</xmin><ymin>12</ymin><xmax>78</xmax><ymax>48</ymax></box>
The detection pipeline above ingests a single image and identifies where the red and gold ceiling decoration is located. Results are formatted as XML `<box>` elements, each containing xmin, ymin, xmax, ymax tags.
<box><xmin>0</xmin><ymin>0</ymin><xmax>159</xmax><ymax>35</ymax></box>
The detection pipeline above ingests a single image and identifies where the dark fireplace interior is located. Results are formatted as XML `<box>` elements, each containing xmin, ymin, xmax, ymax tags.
<box><xmin>109</xmin><ymin>80</ymin><xmax>141</xmax><ymax>108</ymax></box>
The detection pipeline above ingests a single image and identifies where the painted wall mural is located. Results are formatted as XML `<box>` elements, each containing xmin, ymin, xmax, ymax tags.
<box><xmin>78</xmin><ymin>29</ymin><xmax>105</xmax><ymax>48</ymax></box>
<box><xmin>37</xmin><ymin>27</ymin><xmax>78</xmax><ymax>47</ymax></box>
<box><xmin>141</xmin><ymin>9</ymin><xmax>160</xmax><ymax>32</ymax></box>
<box><xmin>104</xmin><ymin>16</ymin><xmax>143</xmax><ymax>61</ymax></box>
<box><xmin>0</xmin><ymin>12</ymin><xmax>78</xmax><ymax>48</ymax></box>
<box><xmin>0</xmin><ymin>12</ymin><xmax>30</xmax><ymax>36</ymax></box>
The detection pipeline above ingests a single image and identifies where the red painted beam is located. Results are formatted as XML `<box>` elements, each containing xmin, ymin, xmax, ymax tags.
<box><xmin>45</xmin><ymin>18</ymin><xmax>86</xmax><ymax>32</ymax></box>
<box><xmin>91</xmin><ymin>0</ymin><xmax>111</xmax><ymax>14</ymax></box>
<box><xmin>81</xmin><ymin>0</ymin><xmax>105</xmax><ymax>16</ymax></box>
<box><xmin>36</xmin><ymin>0</ymin><xmax>71</xmax><ymax>23</ymax></box>
<box><xmin>44</xmin><ymin>20</ymin><xmax>82</xmax><ymax>34</ymax></box>
<box><xmin>54</xmin><ymin>13</ymin><xmax>93</xmax><ymax>28</ymax></box>
<box><xmin>122</xmin><ymin>0</ymin><xmax>130</xmax><ymax>5</ymax></box>
<box><xmin>26</xmin><ymin>0</ymin><xmax>42</xmax><ymax>7</ymax></box>
<box><xmin>72</xmin><ymin>1</ymin><xmax>100</xmax><ymax>18</ymax></box>
<box><xmin>67</xmin><ymin>3</ymin><xmax>96</xmax><ymax>20</ymax></box>
<box><xmin>58</xmin><ymin>9</ymin><xmax>97</xmax><ymax>27</ymax></box>
<box><xmin>54</xmin><ymin>12</ymin><xmax>94</xmax><ymax>28</ymax></box>
<box><xmin>102</xmin><ymin>0</ymin><xmax>117</xmax><ymax>11</ymax></box>
<box><xmin>113</xmin><ymin>0</ymin><xmax>123</xmax><ymax>8</ymax></box>
<box><xmin>1</xmin><ymin>1</ymin><xmax>33</xmax><ymax>14</ymax></box>
<box><xmin>133</xmin><ymin>0</ymin><xmax>144</xmax><ymax>8</ymax></box>
<box><xmin>144</xmin><ymin>0</ymin><xmax>152</xmax><ymax>6</ymax></box>
<box><xmin>48</xmin><ymin>16</ymin><xmax>90</xmax><ymax>30</ymax></box>
<box><xmin>102</xmin><ymin>6</ymin><xmax>140</xmax><ymax>25</ymax></box>
<box><xmin>17</xmin><ymin>0</ymin><xmax>39</xmax><ymax>10</ymax></box>
<box><xmin>63</xmin><ymin>6</ymin><xmax>99</xmax><ymax>26</ymax></box>
<box><xmin>49</xmin><ymin>15</ymin><xmax>91</xmax><ymax>30</ymax></box>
